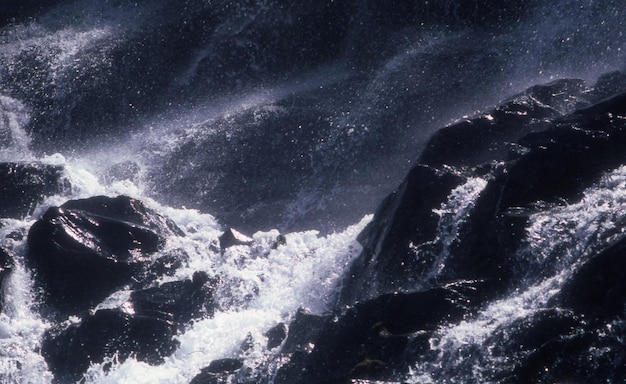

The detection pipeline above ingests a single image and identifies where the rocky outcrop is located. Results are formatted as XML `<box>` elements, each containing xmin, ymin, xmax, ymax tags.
<box><xmin>0</xmin><ymin>162</ymin><xmax>66</xmax><ymax>219</ymax></box>
<box><xmin>27</xmin><ymin>195</ymin><xmax>184</xmax><ymax>316</ymax></box>
<box><xmin>43</xmin><ymin>272</ymin><xmax>217</xmax><ymax>383</ymax></box>
<box><xmin>342</xmin><ymin>78</ymin><xmax>626</xmax><ymax>304</ymax></box>
<box><xmin>275</xmin><ymin>280</ymin><xmax>490</xmax><ymax>384</ymax></box>
<box><xmin>26</xmin><ymin>195</ymin><xmax>223</xmax><ymax>383</ymax></box>
<box><xmin>271</xmin><ymin>75</ymin><xmax>626</xmax><ymax>383</ymax></box>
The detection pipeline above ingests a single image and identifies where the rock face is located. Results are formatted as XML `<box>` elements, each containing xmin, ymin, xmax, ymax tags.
<box><xmin>269</xmin><ymin>75</ymin><xmax>626</xmax><ymax>383</ymax></box>
<box><xmin>0</xmin><ymin>162</ymin><xmax>66</xmax><ymax>219</ymax></box>
<box><xmin>343</xmin><ymin>78</ymin><xmax>626</xmax><ymax>304</ymax></box>
<box><xmin>27</xmin><ymin>195</ymin><xmax>183</xmax><ymax>316</ymax></box>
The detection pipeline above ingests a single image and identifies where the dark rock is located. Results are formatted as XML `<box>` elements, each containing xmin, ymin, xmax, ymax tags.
<box><xmin>588</xmin><ymin>70</ymin><xmax>626</xmax><ymax>102</ymax></box>
<box><xmin>26</xmin><ymin>195</ymin><xmax>183</xmax><ymax>315</ymax></box>
<box><xmin>146</xmin><ymin>249</ymin><xmax>189</xmax><ymax>281</ymax></box>
<box><xmin>189</xmin><ymin>371</ymin><xmax>219</xmax><ymax>384</ymax></box>
<box><xmin>130</xmin><ymin>273</ymin><xmax>217</xmax><ymax>325</ymax></box>
<box><xmin>419</xmin><ymin>78</ymin><xmax>587</xmax><ymax>169</ymax></box>
<box><xmin>496</xmin><ymin>309</ymin><xmax>626</xmax><ymax>383</ymax></box>
<box><xmin>553</xmin><ymin>235</ymin><xmax>626</xmax><ymax>320</ymax></box>
<box><xmin>265</xmin><ymin>323</ymin><xmax>287</xmax><ymax>350</ymax></box>
<box><xmin>189</xmin><ymin>359</ymin><xmax>244</xmax><ymax>384</ymax></box>
<box><xmin>281</xmin><ymin>308</ymin><xmax>327</xmax><ymax>354</ymax></box>
<box><xmin>43</xmin><ymin>272</ymin><xmax>217</xmax><ymax>383</ymax></box>
<box><xmin>271</xmin><ymin>234</ymin><xmax>287</xmax><ymax>250</ymax></box>
<box><xmin>219</xmin><ymin>228</ymin><xmax>254</xmax><ymax>250</ymax></box>
<box><xmin>341</xmin><ymin>86</ymin><xmax>626</xmax><ymax>308</ymax></box>
<box><xmin>0</xmin><ymin>162</ymin><xmax>66</xmax><ymax>219</ymax></box>
<box><xmin>339</xmin><ymin>165</ymin><xmax>466</xmax><ymax>303</ymax></box>
<box><xmin>276</xmin><ymin>280</ymin><xmax>490</xmax><ymax>384</ymax></box>
<box><xmin>204</xmin><ymin>358</ymin><xmax>244</xmax><ymax>374</ymax></box>
<box><xmin>0</xmin><ymin>247</ymin><xmax>14</xmax><ymax>313</ymax></box>
<box><xmin>42</xmin><ymin>308</ymin><xmax>180</xmax><ymax>384</ymax></box>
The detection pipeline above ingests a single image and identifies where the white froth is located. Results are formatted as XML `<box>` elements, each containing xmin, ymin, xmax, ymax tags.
<box><xmin>81</xmin><ymin>214</ymin><xmax>369</xmax><ymax>384</ymax></box>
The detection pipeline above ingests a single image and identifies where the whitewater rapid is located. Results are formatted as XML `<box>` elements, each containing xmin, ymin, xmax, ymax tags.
<box><xmin>0</xmin><ymin>152</ymin><xmax>370</xmax><ymax>384</ymax></box>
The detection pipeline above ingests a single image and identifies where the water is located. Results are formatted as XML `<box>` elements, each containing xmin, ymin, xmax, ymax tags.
<box><xmin>0</xmin><ymin>0</ymin><xmax>625</xmax><ymax>383</ymax></box>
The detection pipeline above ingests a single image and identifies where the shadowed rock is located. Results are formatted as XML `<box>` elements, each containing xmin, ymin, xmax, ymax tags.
<box><xmin>27</xmin><ymin>195</ymin><xmax>184</xmax><ymax>316</ymax></box>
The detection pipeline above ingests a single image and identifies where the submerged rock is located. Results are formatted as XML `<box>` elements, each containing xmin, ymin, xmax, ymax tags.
<box><xmin>26</xmin><ymin>195</ymin><xmax>184</xmax><ymax>316</ymax></box>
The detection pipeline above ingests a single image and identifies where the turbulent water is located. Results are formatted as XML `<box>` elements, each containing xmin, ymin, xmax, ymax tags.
<box><xmin>0</xmin><ymin>1</ymin><xmax>625</xmax><ymax>383</ymax></box>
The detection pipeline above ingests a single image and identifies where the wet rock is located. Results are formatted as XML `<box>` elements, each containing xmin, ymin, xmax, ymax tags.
<box><xmin>340</xmin><ymin>165</ymin><xmax>465</xmax><ymax>303</ymax></box>
<box><xmin>553</xmin><ymin>235</ymin><xmax>626</xmax><ymax>320</ymax></box>
<box><xmin>588</xmin><ymin>70</ymin><xmax>626</xmax><ymax>102</ymax></box>
<box><xmin>271</xmin><ymin>234</ymin><xmax>287</xmax><ymax>250</ymax></box>
<box><xmin>0</xmin><ymin>247</ymin><xmax>14</xmax><ymax>313</ymax></box>
<box><xmin>276</xmin><ymin>280</ymin><xmax>490</xmax><ymax>384</ymax></box>
<box><xmin>26</xmin><ymin>195</ymin><xmax>184</xmax><ymax>315</ymax></box>
<box><xmin>130</xmin><ymin>271</ymin><xmax>217</xmax><ymax>325</ymax></box>
<box><xmin>0</xmin><ymin>162</ymin><xmax>66</xmax><ymax>219</ymax></box>
<box><xmin>219</xmin><ymin>228</ymin><xmax>254</xmax><ymax>250</ymax></box>
<box><xmin>43</xmin><ymin>272</ymin><xmax>218</xmax><ymax>383</ymax></box>
<box><xmin>342</xmin><ymin>85</ymin><xmax>626</xmax><ymax>307</ymax></box>
<box><xmin>42</xmin><ymin>308</ymin><xmax>179</xmax><ymax>384</ymax></box>
<box><xmin>265</xmin><ymin>323</ymin><xmax>287</xmax><ymax>350</ymax></box>
<box><xmin>281</xmin><ymin>308</ymin><xmax>327</xmax><ymax>354</ymax></box>
<box><xmin>496</xmin><ymin>309</ymin><xmax>626</xmax><ymax>383</ymax></box>
<box><xmin>189</xmin><ymin>359</ymin><xmax>244</xmax><ymax>384</ymax></box>
<box><xmin>145</xmin><ymin>249</ymin><xmax>188</xmax><ymax>281</ymax></box>
<box><xmin>419</xmin><ymin>78</ymin><xmax>588</xmax><ymax>169</ymax></box>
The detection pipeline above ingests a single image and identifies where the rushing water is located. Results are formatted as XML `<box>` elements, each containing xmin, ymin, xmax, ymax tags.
<box><xmin>0</xmin><ymin>1</ymin><xmax>625</xmax><ymax>383</ymax></box>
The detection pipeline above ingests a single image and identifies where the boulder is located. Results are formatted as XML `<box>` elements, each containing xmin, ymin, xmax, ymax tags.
<box><xmin>130</xmin><ymin>271</ymin><xmax>217</xmax><ymax>325</ymax></box>
<box><xmin>42</xmin><ymin>308</ymin><xmax>179</xmax><ymax>384</ymax></box>
<box><xmin>189</xmin><ymin>358</ymin><xmax>244</xmax><ymax>384</ymax></box>
<box><xmin>490</xmin><ymin>309</ymin><xmax>626</xmax><ymax>383</ymax></box>
<box><xmin>419</xmin><ymin>78</ymin><xmax>588</xmax><ymax>169</ymax></box>
<box><xmin>323</xmin><ymin>81</ymin><xmax>626</xmax><ymax>384</ymax></box>
<box><xmin>265</xmin><ymin>323</ymin><xmax>287</xmax><ymax>350</ymax></box>
<box><xmin>42</xmin><ymin>273</ymin><xmax>217</xmax><ymax>383</ymax></box>
<box><xmin>27</xmin><ymin>195</ymin><xmax>184</xmax><ymax>316</ymax></box>
<box><xmin>0</xmin><ymin>162</ymin><xmax>66</xmax><ymax>219</ymax></box>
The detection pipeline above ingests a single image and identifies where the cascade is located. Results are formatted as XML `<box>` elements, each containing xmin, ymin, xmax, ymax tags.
<box><xmin>0</xmin><ymin>1</ymin><xmax>625</xmax><ymax>383</ymax></box>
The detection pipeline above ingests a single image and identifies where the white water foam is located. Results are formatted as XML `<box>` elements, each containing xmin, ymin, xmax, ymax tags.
<box><xmin>80</xmin><ymin>214</ymin><xmax>370</xmax><ymax>384</ymax></box>
<box><xmin>0</xmin><ymin>149</ymin><xmax>371</xmax><ymax>383</ymax></box>
<box><xmin>0</xmin><ymin>218</ymin><xmax>52</xmax><ymax>384</ymax></box>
